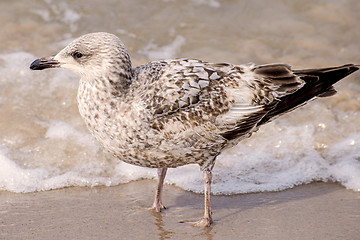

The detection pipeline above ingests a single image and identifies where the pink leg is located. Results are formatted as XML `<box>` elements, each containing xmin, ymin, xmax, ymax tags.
<box><xmin>151</xmin><ymin>167</ymin><xmax>167</xmax><ymax>212</ymax></box>
<box><xmin>193</xmin><ymin>169</ymin><xmax>213</xmax><ymax>227</ymax></box>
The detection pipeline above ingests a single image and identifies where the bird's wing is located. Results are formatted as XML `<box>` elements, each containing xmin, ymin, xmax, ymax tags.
<box><xmin>132</xmin><ymin>59</ymin><xmax>305</xmax><ymax>140</ymax></box>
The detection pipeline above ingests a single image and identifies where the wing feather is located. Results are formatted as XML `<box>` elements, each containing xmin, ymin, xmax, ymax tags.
<box><xmin>132</xmin><ymin>61</ymin><xmax>312</xmax><ymax>141</ymax></box>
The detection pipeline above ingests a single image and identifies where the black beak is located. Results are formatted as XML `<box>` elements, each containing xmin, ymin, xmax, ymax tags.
<box><xmin>30</xmin><ymin>56</ymin><xmax>60</xmax><ymax>70</ymax></box>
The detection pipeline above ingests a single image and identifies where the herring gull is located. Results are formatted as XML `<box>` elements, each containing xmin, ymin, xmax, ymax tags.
<box><xmin>30</xmin><ymin>32</ymin><xmax>359</xmax><ymax>227</ymax></box>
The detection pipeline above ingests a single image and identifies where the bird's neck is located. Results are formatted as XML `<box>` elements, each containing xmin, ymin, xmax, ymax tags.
<box><xmin>104</xmin><ymin>53</ymin><xmax>133</xmax><ymax>95</ymax></box>
<box><xmin>77</xmin><ymin>73</ymin><xmax>133</xmax><ymax>133</ymax></box>
<box><xmin>81</xmin><ymin>61</ymin><xmax>133</xmax><ymax>96</ymax></box>
<box><xmin>79</xmin><ymin>75</ymin><xmax>131</xmax><ymax>104</ymax></box>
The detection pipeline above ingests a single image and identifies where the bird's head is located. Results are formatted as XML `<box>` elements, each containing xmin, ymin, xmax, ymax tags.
<box><xmin>30</xmin><ymin>32</ymin><xmax>132</xmax><ymax>79</ymax></box>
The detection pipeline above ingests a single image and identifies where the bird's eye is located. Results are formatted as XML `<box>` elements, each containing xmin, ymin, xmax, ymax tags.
<box><xmin>73</xmin><ymin>52</ymin><xmax>83</xmax><ymax>59</ymax></box>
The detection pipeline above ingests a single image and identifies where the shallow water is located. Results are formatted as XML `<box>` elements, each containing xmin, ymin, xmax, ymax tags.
<box><xmin>0</xmin><ymin>0</ymin><xmax>359</xmax><ymax>194</ymax></box>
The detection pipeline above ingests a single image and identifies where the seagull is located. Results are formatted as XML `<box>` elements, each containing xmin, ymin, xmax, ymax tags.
<box><xmin>30</xmin><ymin>32</ymin><xmax>359</xmax><ymax>227</ymax></box>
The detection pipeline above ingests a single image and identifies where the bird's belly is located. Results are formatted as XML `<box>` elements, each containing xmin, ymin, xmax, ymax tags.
<box><xmin>84</xmin><ymin>116</ymin><xmax>223</xmax><ymax>169</ymax></box>
<box><xmin>96</xmin><ymin>128</ymin><xmax>216</xmax><ymax>168</ymax></box>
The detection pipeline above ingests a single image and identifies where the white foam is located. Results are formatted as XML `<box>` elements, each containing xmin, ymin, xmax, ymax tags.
<box><xmin>139</xmin><ymin>35</ymin><xmax>186</xmax><ymax>60</ymax></box>
<box><xmin>31</xmin><ymin>0</ymin><xmax>80</xmax><ymax>32</ymax></box>
<box><xmin>325</xmin><ymin>133</ymin><xmax>360</xmax><ymax>191</ymax></box>
<box><xmin>116</xmin><ymin>29</ymin><xmax>137</xmax><ymax>39</ymax></box>
<box><xmin>0</xmin><ymin>148</ymin><xmax>108</xmax><ymax>193</ymax></box>
<box><xmin>163</xmin><ymin>0</ymin><xmax>221</xmax><ymax>8</ymax></box>
<box><xmin>0</xmin><ymin>52</ymin><xmax>359</xmax><ymax>194</ymax></box>
<box><xmin>191</xmin><ymin>0</ymin><xmax>221</xmax><ymax>8</ymax></box>
<box><xmin>45</xmin><ymin>120</ymin><xmax>99</xmax><ymax>151</ymax></box>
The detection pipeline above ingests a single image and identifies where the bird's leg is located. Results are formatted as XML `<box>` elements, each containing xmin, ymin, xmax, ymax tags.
<box><xmin>192</xmin><ymin>169</ymin><xmax>213</xmax><ymax>227</ymax></box>
<box><xmin>151</xmin><ymin>167</ymin><xmax>167</xmax><ymax>212</ymax></box>
<box><xmin>179</xmin><ymin>169</ymin><xmax>213</xmax><ymax>227</ymax></box>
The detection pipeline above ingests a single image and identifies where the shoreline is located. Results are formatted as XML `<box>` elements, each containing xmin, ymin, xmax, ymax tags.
<box><xmin>1</xmin><ymin>181</ymin><xmax>359</xmax><ymax>240</ymax></box>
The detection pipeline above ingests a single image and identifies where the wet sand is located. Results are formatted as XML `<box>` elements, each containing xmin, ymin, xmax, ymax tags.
<box><xmin>1</xmin><ymin>181</ymin><xmax>359</xmax><ymax>240</ymax></box>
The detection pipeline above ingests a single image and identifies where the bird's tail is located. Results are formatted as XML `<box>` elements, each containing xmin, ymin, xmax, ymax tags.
<box><xmin>258</xmin><ymin>64</ymin><xmax>359</xmax><ymax>126</ymax></box>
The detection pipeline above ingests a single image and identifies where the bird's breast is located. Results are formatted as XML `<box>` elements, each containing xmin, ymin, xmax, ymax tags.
<box><xmin>76</xmin><ymin>79</ymin><xmax>225</xmax><ymax>169</ymax></box>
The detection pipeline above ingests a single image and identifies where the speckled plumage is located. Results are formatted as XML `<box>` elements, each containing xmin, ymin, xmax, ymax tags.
<box><xmin>76</xmin><ymin>56</ymin><xmax>304</xmax><ymax>170</ymax></box>
<box><xmin>30</xmin><ymin>32</ymin><xmax>359</xmax><ymax>227</ymax></box>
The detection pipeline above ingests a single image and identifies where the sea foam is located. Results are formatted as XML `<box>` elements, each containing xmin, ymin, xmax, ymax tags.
<box><xmin>139</xmin><ymin>35</ymin><xmax>186</xmax><ymax>60</ymax></box>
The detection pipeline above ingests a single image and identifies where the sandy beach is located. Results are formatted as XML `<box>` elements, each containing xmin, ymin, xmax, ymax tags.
<box><xmin>1</xmin><ymin>181</ymin><xmax>359</xmax><ymax>240</ymax></box>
